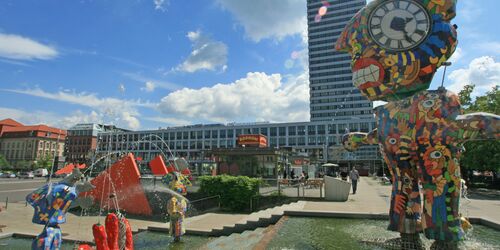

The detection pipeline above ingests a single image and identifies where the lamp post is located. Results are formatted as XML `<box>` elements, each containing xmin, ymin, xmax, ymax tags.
<box><xmin>440</xmin><ymin>62</ymin><xmax>452</xmax><ymax>89</ymax></box>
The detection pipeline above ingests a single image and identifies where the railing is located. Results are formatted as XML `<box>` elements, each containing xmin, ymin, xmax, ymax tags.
<box><xmin>187</xmin><ymin>195</ymin><xmax>221</xmax><ymax>216</ymax></box>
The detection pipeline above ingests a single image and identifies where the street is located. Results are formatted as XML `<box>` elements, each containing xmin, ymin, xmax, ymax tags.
<box><xmin>0</xmin><ymin>178</ymin><xmax>48</xmax><ymax>204</ymax></box>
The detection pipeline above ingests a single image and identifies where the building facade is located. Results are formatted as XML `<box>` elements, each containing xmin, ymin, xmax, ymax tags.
<box><xmin>96</xmin><ymin>120</ymin><xmax>380</xmax><ymax>174</ymax></box>
<box><xmin>0</xmin><ymin>119</ymin><xmax>66</xmax><ymax>168</ymax></box>
<box><xmin>64</xmin><ymin>123</ymin><xmax>127</xmax><ymax>164</ymax></box>
<box><xmin>307</xmin><ymin>0</ymin><xmax>373</xmax><ymax>121</ymax></box>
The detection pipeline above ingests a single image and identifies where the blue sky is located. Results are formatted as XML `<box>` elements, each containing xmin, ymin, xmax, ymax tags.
<box><xmin>0</xmin><ymin>0</ymin><xmax>499</xmax><ymax>130</ymax></box>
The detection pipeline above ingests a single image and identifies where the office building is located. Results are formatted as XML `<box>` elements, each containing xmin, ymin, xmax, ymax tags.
<box><xmin>307</xmin><ymin>0</ymin><xmax>373</xmax><ymax>121</ymax></box>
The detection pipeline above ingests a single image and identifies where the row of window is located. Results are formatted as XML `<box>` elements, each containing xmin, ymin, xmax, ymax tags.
<box><xmin>309</xmin><ymin>62</ymin><xmax>351</xmax><ymax>72</ymax></box>
<box><xmin>309</xmin><ymin>38</ymin><xmax>337</xmax><ymax>47</ymax></box>
<box><xmin>309</xmin><ymin>30</ymin><xmax>343</xmax><ymax>41</ymax></box>
<box><xmin>311</xmin><ymin>96</ymin><xmax>368</xmax><ymax>104</ymax></box>
<box><xmin>311</xmin><ymin>110</ymin><xmax>373</xmax><ymax>118</ymax></box>
<box><xmin>311</xmin><ymin>83</ymin><xmax>354</xmax><ymax>91</ymax></box>
<box><xmin>307</xmin><ymin>0</ymin><xmax>365</xmax><ymax>12</ymax></box>
<box><xmin>309</xmin><ymin>55</ymin><xmax>351</xmax><ymax>65</ymax></box>
<box><xmin>66</xmin><ymin>138</ymin><xmax>92</xmax><ymax>145</ymax></box>
<box><xmin>98</xmin><ymin>135</ymin><xmax>345</xmax><ymax>151</ymax></box>
<box><xmin>310</xmin><ymin>69</ymin><xmax>352</xmax><ymax>78</ymax></box>
<box><xmin>309</xmin><ymin>22</ymin><xmax>352</xmax><ymax>34</ymax></box>
<box><xmin>310</xmin><ymin>76</ymin><xmax>352</xmax><ymax>84</ymax></box>
<box><xmin>308</xmin><ymin>7</ymin><xmax>361</xmax><ymax>23</ymax></box>
<box><xmin>67</xmin><ymin>130</ymin><xmax>93</xmax><ymax>136</ymax></box>
<box><xmin>311</xmin><ymin>89</ymin><xmax>359</xmax><ymax>97</ymax></box>
<box><xmin>311</xmin><ymin>103</ymin><xmax>372</xmax><ymax>111</ymax></box>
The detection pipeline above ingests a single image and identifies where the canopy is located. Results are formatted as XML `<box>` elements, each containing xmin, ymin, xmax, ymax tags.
<box><xmin>322</xmin><ymin>163</ymin><xmax>339</xmax><ymax>167</ymax></box>
<box><xmin>55</xmin><ymin>163</ymin><xmax>86</xmax><ymax>175</ymax></box>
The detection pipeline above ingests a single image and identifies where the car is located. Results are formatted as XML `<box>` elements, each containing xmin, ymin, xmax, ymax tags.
<box><xmin>8</xmin><ymin>173</ymin><xmax>16</xmax><ymax>178</ymax></box>
<box><xmin>18</xmin><ymin>171</ymin><xmax>35</xmax><ymax>179</ymax></box>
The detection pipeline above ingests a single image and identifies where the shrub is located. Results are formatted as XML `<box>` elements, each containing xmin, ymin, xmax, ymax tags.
<box><xmin>198</xmin><ymin>175</ymin><xmax>261</xmax><ymax>212</ymax></box>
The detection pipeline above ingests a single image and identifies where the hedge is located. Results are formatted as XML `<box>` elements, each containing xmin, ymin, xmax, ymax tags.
<box><xmin>198</xmin><ymin>175</ymin><xmax>261</xmax><ymax>212</ymax></box>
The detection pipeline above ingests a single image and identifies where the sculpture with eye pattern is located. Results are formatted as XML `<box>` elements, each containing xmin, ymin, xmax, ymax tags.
<box><xmin>335</xmin><ymin>0</ymin><xmax>499</xmax><ymax>247</ymax></box>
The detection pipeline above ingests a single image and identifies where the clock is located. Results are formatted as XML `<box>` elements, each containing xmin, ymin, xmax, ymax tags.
<box><xmin>368</xmin><ymin>0</ymin><xmax>431</xmax><ymax>52</ymax></box>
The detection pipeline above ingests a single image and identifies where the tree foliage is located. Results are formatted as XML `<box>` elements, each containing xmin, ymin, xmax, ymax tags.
<box><xmin>458</xmin><ymin>84</ymin><xmax>500</xmax><ymax>173</ymax></box>
<box><xmin>0</xmin><ymin>154</ymin><xmax>9</xmax><ymax>169</ymax></box>
<box><xmin>36</xmin><ymin>154</ymin><xmax>54</xmax><ymax>170</ymax></box>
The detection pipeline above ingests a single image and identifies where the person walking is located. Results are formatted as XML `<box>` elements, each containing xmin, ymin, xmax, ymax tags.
<box><xmin>349</xmin><ymin>167</ymin><xmax>360</xmax><ymax>194</ymax></box>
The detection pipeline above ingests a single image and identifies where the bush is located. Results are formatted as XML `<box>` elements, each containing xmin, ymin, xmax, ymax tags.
<box><xmin>198</xmin><ymin>175</ymin><xmax>261</xmax><ymax>212</ymax></box>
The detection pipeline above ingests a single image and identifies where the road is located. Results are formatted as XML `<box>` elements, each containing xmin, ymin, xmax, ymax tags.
<box><xmin>0</xmin><ymin>178</ymin><xmax>48</xmax><ymax>204</ymax></box>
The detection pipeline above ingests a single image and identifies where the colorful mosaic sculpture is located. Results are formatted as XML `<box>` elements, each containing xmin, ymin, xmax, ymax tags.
<box><xmin>26</xmin><ymin>168</ymin><xmax>94</xmax><ymax>250</ymax></box>
<box><xmin>336</xmin><ymin>0</ymin><xmax>499</xmax><ymax>244</ymax></box>
<box><xmin>164</xmin><ymin>172</ymin><xmax>189</xmax><ymax>242</ymax></box>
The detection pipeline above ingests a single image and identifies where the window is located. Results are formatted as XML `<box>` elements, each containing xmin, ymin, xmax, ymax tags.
<box><xmin>308</xmin><ymin>125</ymin><xmax>316</xmax><ymax>135</ymax></box>
<box><xmin>298</xmin><ymin>126</ymin><xmax>306</xmax><ymax>136</ymax></box>
<box><xmin>328</xmin><ymin>124</ymin><xmax>336</xmax><ymax>134</ymax></box>
<box><xmin>211</xmin><ymin>130</ymin><xmax>218</xmax><ymax>139</ymax></box>
<box><xmin>308</xmin><ymin>136</ymin><xmax>317</xmax><ymax>145</ymax></box>
<box><xmin>227</xmin><ymin>129</ymin><xmax>234</xmax><ymax>138</ymax></box>
<box><xmin>288</xmin><ymin>137</ymin><xmax>296</xmax><ymax>146</ymax></box>
<box><xmin>360</xmin><ymin>122</ymin><xmax>370</xmax><ymax>132</ymax></box>
<box><xmin>288</xmin><ymin>126</ymin><xmax>296</xmax><ymax>136</ymax></box>
<box><xmin>317</xmin><ymin>125</ymin><xmax>326</xmax><ymax>135</ymax></box>
<box><xmin>260</xmin><ymin>127</ymin><xmax>268</xmax><ymax>135</ymax></box>
<box><xmin>220</xmin><ymin>130</ymin><xmax>226</xmax><ymax>139</ymax></box>
<box><xmin>270</xmin><ymin>127</ymin><xmax>277</xmax><ymax>136</ymax></box>
<box><xmin>298</xmin><ymin>137</ymin><xmax>306</xmax><ymax>146</ymax></box>
<box><xmin>204</xmin><ymin>130</ymin><xmax>211</xmax><ymax>139</ymax></box>
<box><xmin>252</xmin><ymin>128</ymin><xmax>259</xmax><ymax>134</ymax></box>
<box><xmin>279</xmin><ymin>127</ymin><xmax>286</xmax><ymax>136</ymax></box>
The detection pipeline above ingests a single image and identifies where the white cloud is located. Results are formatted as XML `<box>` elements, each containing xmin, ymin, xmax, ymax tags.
<box><xmin>153</xmin><ymin>0</ymin><xmax>168</xmax><ymax>11</ymax></box>
<box><xmin>215</xmin><ymin>0</ymin><xmax>306</xmax><ymax>42</ymax></box>
<box><xmin>1</xmin><ymin>88</ymin><xmax>154</xmax><ymax>130</ymax></box>
<box><xmin>158</xmin><ymin>71</ymin><xmax>309</xmax><ymax>123</ymax></box>
<box><xmin>447</xmin><ymin>56</ymin><xmax>500</xmax><ymax>97</ymax></box>
<box><xmin>0</xmin><ymin>33</ymin><xmax>58</xmax><ymax>60</ymax></box>
<box><xmin>122</xmin><ymin>72</ymin><xmax>180</xmax><ymax>91</ymax></box>
<box><xmin>0</xmin><ymin>107</ymin><xmax>104</xmax><ymax>129</ymax></box>
<box><xmin>143</xmin><ymin>116</ymin><xmax>193</xmax><ymax>127</ymax></box>
<box><xmin>175</xmin><ymin>30</ymin><xmax>228</xmax><ymax>73</ymax></box>
<box><xmin>141</xmin><ymin>81</ymin><xmax>156</xmax><ymax>92</ymax></box>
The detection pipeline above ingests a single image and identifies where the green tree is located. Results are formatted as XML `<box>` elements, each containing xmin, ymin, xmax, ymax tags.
<box><xmin>0</xmin><ymin>154</ymin><xmax>10</xmax><ymax>170</ymax></box>
<box><xmin>458</xmin><ymin>84</ymin><xmax>500</xmax><ymax>187</ymax></box>
<box><xmin>36</xmin><ymin>154</ymin><xmax>54</xmax><ymax>171</ymax></box>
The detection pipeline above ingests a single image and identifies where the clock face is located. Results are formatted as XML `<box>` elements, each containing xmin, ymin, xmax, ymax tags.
<box><xmin>368</xmin><ymin>0</ymin><xmax>431</xmax><ymax>52</ymax></box>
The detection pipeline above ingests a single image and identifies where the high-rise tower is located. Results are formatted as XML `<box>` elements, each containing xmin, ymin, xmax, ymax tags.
<box><xmin>307</xmin><ymin>0</ymin><xmax>373</xmax><ymax>122</ymax></box>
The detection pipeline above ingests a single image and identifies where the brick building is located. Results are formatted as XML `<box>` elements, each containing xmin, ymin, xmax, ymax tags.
<box><xmin>0</xmin><ymin>119</ymin><xmax>66</xmax><ymax>169</ymax></box>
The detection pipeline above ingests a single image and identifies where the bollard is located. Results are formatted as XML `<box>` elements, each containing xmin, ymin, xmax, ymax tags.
<box><xmin>278</xmin><ymin>179</ymin><xmax>281</xmax><ymax>196</ymax></box>
<box><xmin>320</xmin><ymin>185</ymin><xmax>323</xmax><ymax>198</ymax></box>
<box><xmin>297</xmin><ymin>185</ymin><xmax>300</xmax><ymax>197</ymax></box>
<box><xmin>5</xmin><ymin>197</ymin><xmax>8</xmax><ymax>210</ymax></box>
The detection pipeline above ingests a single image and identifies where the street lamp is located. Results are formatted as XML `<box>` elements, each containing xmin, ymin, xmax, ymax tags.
<box><xmin>440</xmin><ymin>62</ymin><xmax>452</xmax><ymax>89</ymax></box>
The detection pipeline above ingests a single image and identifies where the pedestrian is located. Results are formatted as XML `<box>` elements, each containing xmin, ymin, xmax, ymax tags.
<box><xmin>291</xmin><ymin>170</ymin><xmax>295</xmax><ymax>180</ymax></box>
<box><xmin>350</xmin><ymin>167</ymin><xmax>360</xmax><ymax>194</ymax></box>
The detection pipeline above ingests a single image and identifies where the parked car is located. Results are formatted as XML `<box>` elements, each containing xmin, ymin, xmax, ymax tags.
<box><xmin>8</xmin><ymin>173</ymin><xmax>16</xmax><ymax>178</ymax></box>
<box><xmin>18</xmin><ymin>171</ymin><xmax>35</xmax><ymax>179</ymax></box>
<box><xmin>34</xmin><ymin>168</ymin><xmax>49</xmax><ymax>177</ymax></box>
